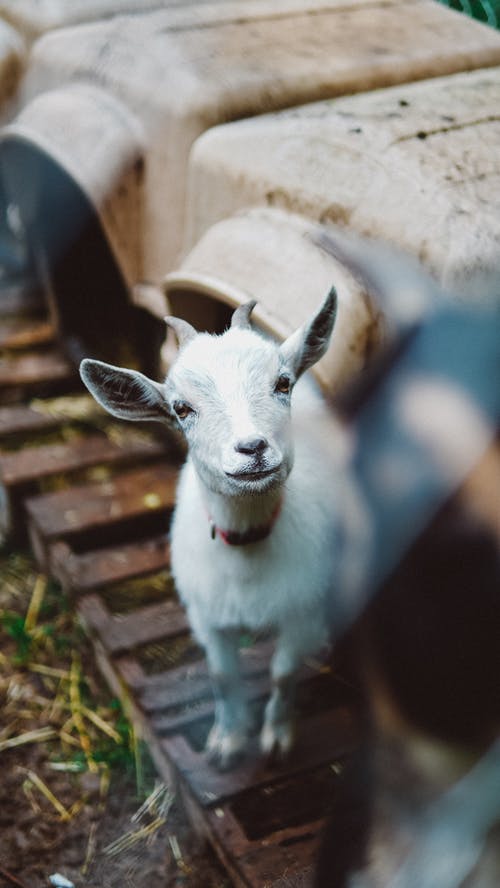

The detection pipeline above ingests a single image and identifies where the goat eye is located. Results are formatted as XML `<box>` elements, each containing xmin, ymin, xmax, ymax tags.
<box><xmin>275</xmin><ymin>375</ymin><xmax>291</xmax><ymax>395</ymax></box>
<box><xmin>173</xmin><ymin>401</ymin><xmax>193</xmax><ymax>420</ymax></box>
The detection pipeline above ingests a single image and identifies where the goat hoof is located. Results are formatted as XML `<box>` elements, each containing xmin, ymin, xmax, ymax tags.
<box><xmin>205</xmin><ymin>725</ymin><xmax>247</xmax><ymax>771</ymax></box>
<box><xmin>260</xmin><ymin>721</ymin><xmax>294</xmax><ymax>759</ymax></box>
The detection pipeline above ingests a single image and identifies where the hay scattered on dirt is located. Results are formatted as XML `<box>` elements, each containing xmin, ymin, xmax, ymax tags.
<box><xmin>0</xmin><ymin>548</ymin><xmax>226</xmax><ymax>887</ymax></box>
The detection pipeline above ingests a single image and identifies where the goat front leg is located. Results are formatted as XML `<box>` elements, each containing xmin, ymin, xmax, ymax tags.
<box><xmin>261</xmin><ymin>623</ymin><xmax>328</xmax><ymax>759</ymax></box>
<box><xmin>260</xmin><ymin>635</ymin><xmax>301</xmax><ymax>759</ymax></box>
<box><xmin>204</xmin><ymin>628</ymin><xmax>250</xmax><ymax>770</ymax></box>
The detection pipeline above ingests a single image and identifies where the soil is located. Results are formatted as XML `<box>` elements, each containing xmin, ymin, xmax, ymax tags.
<box><xmin>0</xmin><ymin>740</ymin><xmax>226</xmax><ymax>888</ymax></box>
<box><xmin>0</xmin><ymin>549</ymin><xmax>229</xmax><ymax>888</ymax></box>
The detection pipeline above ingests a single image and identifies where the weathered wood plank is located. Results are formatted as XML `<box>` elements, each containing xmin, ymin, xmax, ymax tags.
<box><xmin>0</xmin><ymin>318</ymin><xmax>54</xmax><ymax>349</ymax></box>
<box><xmin>140</xmin><ymin>642</ymin><xmax>273</xmax><ymax>714</ymax></box>
<box><xmin>0</xmin><ymin>349</ymin><xmax>77</xmax><ymax>402</ymax></box>
<box><xmin>206</xmin><ymin>805</ymin><xmax>322</xmax><ymax>888</ymax></box>
<box><xmin>25</xmin><ymin>463</ymin><xmax>178</xmax><ymax>567</ymax></box>
<box><xmin>0</xmin><ymin>349</ymin><xmax>74</xmax><ymax>385</ymax></box>
<box><xmin>0</xmin><ymin>432</ymin><xmax>166</xmax><ymax>485</ymax></box>
<box><xmin>0</xmin><ymin>404</ymin><xmax>62</xmax><ymax>438</ymax></box>
<box><xmin>49</xmin><ymin>534</ymin><xmax>171</xmax><ymax>593</ymax></box>
<box><xmin>78</xmin><ymin>593</ymin><xmax>189</xmax><ymax>654</ymax></box>
<box><xmin>26</xmin><ymin>463</ymin><xmax>178</xmax><ymax>537</ymax></box>
<box><xmin>0</xmin><ymin>432</ymin><xmax>169</xmax><ymax>540</ymax></box>
<box><xmin>162</xmin><ymin>706</ymin><xmax>357</xmax><ymax>807</ymax></box>
<box><xmin>0</xmin><ymin>285</ymin><xmax>43</xmax><ymax>318</ymax></box>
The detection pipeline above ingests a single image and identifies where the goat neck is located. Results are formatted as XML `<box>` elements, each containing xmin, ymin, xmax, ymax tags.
<box><xmin>199</xmin><ymin>478</ymin><xmax>284</xmax><ymax>544</ymax></box>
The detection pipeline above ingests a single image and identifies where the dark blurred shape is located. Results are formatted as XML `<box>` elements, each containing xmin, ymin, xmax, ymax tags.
<box><xmin>366</xmin><ymin>492</ymin><xmax>500</xmax><ymax>748</ymax></box>
<box><xmin>314</xmin><ymin>228</ymin><xmax>500</xmax><ymax>888</ymax></box>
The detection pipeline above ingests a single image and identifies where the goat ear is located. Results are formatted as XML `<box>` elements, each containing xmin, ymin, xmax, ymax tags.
<box><xmin>80</xmin><ymin>359</ymin><xmax>171</xmax><ymax>423</ymax></box>
<box><xmin>280</xmin><ymin>287</ymin><xmax>337</xmax><ymax>378</ymax></box>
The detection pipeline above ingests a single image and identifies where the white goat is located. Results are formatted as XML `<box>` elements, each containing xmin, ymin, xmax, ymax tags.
<box><xmin>80</xmin><ymin>291</ymin><xmax>338</xmax><ymax>768</ymax></box>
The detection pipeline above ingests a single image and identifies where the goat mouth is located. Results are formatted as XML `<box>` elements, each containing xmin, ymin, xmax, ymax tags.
<box><xmin>226</xmin><ymin>467</ymin><xmax>280</xmax><ymax>482</ymax></box>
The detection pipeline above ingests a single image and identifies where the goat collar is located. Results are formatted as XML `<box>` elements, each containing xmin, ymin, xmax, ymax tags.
<box><xmin>209</xmin><ymin>500</ymin><xmax>283</xmax><ymax>546</ymax></box>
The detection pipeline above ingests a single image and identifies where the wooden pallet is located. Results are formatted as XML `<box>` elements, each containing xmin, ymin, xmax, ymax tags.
<box><xmin>78</xmin><ymin>581</ymin><xmax>358</xmax><ymax>888</ymax></box>
<box><xmin>0</xmin><ymin>303</ymin><xmax>359</xmax><ymax>887</ymax></box>
<box><xmin>0</xmin><ymin>306</ymin><xmax>78</xmax><ymax>405</ymax></box>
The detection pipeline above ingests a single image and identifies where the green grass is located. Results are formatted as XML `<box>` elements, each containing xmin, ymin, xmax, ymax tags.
<box><xmin>439</xmin><ymin>0</ymin><xmax>500</xmax><ymax>27</ymax></box>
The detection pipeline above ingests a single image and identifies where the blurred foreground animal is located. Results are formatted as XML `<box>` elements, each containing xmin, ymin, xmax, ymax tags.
<box><xmin>313</xmin><ymin>230</ymin><xmax>500</xmax><ymax>888</ymax></box>
<box><xmin>316</xmin><ymin>489</ymin><xmax>500</xmax><ymax>888</ymax></box>
<box><xmin>81</xmin><ymin>292</ymin><xmax>339</xmax><ymax>768</ymax></box>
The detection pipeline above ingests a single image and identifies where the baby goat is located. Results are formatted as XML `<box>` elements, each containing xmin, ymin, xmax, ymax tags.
<box><xmin>80</xmin><ymin>291</ymin><xmax>338</xmax><ymax>768</ymax></box>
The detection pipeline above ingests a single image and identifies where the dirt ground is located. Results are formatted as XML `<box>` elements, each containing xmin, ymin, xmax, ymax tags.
<box><xmin>0</xmin><ymin>742</ymin><xmax>226</xmax><ymax>888</ymax></box>
<box><xmin>0</xmin><ymin>548</ymin><xmax>228</xmax><ymax>888</ymax></box>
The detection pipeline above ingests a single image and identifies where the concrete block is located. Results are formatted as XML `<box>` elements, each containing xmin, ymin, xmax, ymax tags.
<box><xmin>3</xmin><ymin>0</ymin><xmax>500</xmax><ymax>292</ymax></box>
<box><xmin>186</xmin><ymin>67</ymin><xmax>500</xmax><ymax>292</ymax></box>
<box><xmin>165</xmin><ymin>207</ymin><xmax>381</xmax><ymax>393</ymax></box>
<box><xmin>0</xmin><ymin>0</ymin><xmax>224</xmax><ymax>42</ymax></box>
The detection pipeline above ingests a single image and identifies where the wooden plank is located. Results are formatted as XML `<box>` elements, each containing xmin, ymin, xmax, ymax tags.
<box><xmin>0</xmin><ymin>349</ymin><xmax>77</xmax><ymax>402</ymax></box>
<box><xmin>149</xmin><ymin>675</ymin><xmax>273</xmax><ymax>738</ymax></box>
<box><xmin>149</xmin><ymin>660</ymin><xmax>345</xmax><ymax>737</ymax></box>
<box><xmin>206</xmin><ymin>805</ymin><xmax>322</xmax><ymax>888</ymax></box>
<box><xmin>0</xmin><ymin>349</ymin><xmax>74</xmax><ymax>385</ymax></box>
<box><xmin>26</xmin><ymin>463</ymin><xmax>178</xmax><ymax>538</ymax></box>
<box><xmin>151</xmin><ymin>701</ymin><xmax>217</xmax><ymax>738</ymax></box>
<box><xmin>25</xmin><ymin>462</ymin><xmax>178</xmax><ymax>567</ymax></box>
<box><xmin>78</xmin><ymin>593</ymin><xmax>189</xmax><ymax>654</ymax></box>
<box><xmin>0</xmin><ymin>284</ymin><xmax>43</xmax><ymax>318</ymax></box>
<box><xmin>115</xmin><ymin>655</ymin><xmax>147</xmax><ymax>692</ymax></box>
<box><xmin>162</xmin><ymin>706</ymin><xmax>357</xmax><ymax>808</ymax></box>
<box><xmin>0</xmin><ymin>432</ymin><xmax>166</xmax><ymax>486</ymax></box>
<box><xmin>0</xmin><ymin>318</ymin><xmax>54</xmax><ymax>350</ymax></box>
<box><xmin>0</xmin><ymin>432</ymin><xmax>169</xmax><ymax>540</ymax></box>
<box><xmin>139</xmin><ymin>643</ymin><xmax>273</xmax><ymax>715</ymax></box>
<box><xmin>0</xmin><ymin>404</ymin><xmax>62</xmax><ymax>438</ymax></box>
<box><xmin>48</xmin><ymin>534</ymin><xmax>171</xmax><ymax>593</ymax></box>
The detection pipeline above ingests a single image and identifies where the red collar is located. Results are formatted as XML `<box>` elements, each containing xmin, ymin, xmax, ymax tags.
<box><xmin>209</xmin><ymin>500</ymin><xmax>283</xmax><ymax>546</ymax></box>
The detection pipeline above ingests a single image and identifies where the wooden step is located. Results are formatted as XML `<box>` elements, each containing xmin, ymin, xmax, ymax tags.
<box><xmin>163</xmin><ymin>706</ymin><xmax>356</xmax><ymax>807</ymax></box>
<box><xmin>0</xmin><ymin>393</ymin><xmax>123</xmax><ymax>442</ymax></box>
<box><xmin>0</xmin><ymin>283</ymin><xmax>43</xmax><ymax>318</ymax></box>
<box><xmin>0</xmin><ymin>318</ymin><xmax>55</xmax><ymax>350</ymax></box>
<box><xmin>49</xmin><ymin>535</ymin><xmax>171</xmax><ymax>594</ymax></box>
<box><xmin>205</xmin><ymin>805</ymin><xmax>322</xmax><ymax>888</ymax></box>
<box><xmin>0</xmin><ymin>432</ymin><xmax>166</xmax><ymax>486</ymax></box>
<box><xmin>25</xmin><ymin>463</ymin><xmax>178</xmax><ymax>569</ymax></box>
<box><xmin>79</xmin><ymin>593</ymin><xmax>189</xmax><ymax>656</ymax></box>
<box><xmin>0</xmin><ymin>432</ymin><xmax>169</xmax><ymax>539</ymax></box>
<box><xmin>0</xmin><ymin>349</ymin><xmax>77</xmax><ymax>403</ymax></box>
<box><xmin>0</xmin><ymin>404</ymin><xmax>63</xmax><ymax>439</ymax></box>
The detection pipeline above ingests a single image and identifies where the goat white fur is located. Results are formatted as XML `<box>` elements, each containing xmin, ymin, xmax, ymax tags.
<box><xmin>80</xmin><ymin>291</ymin><xmax>338</xmax><ymax>767</ymax></box>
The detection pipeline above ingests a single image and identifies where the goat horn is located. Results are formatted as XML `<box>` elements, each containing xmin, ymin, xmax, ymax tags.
<box><xmin>164</xmin><ymin>316</ymin><xmax>197</xmax><ymax>348</ymax></box>
<box><xmin>231</xmin><ymin>300</ymin><xmax>257</xmax><ymax>329</ymax></box>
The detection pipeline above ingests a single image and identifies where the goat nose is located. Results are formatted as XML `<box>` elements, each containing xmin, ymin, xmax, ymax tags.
<box><xmin>234</xmin><ymin>436</ymin><xmax>269</xmax><ymax>455</ymax></box>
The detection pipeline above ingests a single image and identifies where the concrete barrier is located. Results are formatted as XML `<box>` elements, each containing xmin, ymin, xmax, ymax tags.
<box><xmin>0</xmin><ymin>0</ymin><xmax>224</xmax><ymax>42</ymax></box>
<box><xmin>185</xmin><ymin>67</ymin><xmax>500</xmax><ymax>294</ymax></box>
<box><xmin>2</xmin><ymin>0</ymin><xmax>500</xmax><ymax>300</ymax></box>
<box><xmin>165</xmin><ymin>207</ymin><xmax>379</xmax><ymax>392</ymax></box>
